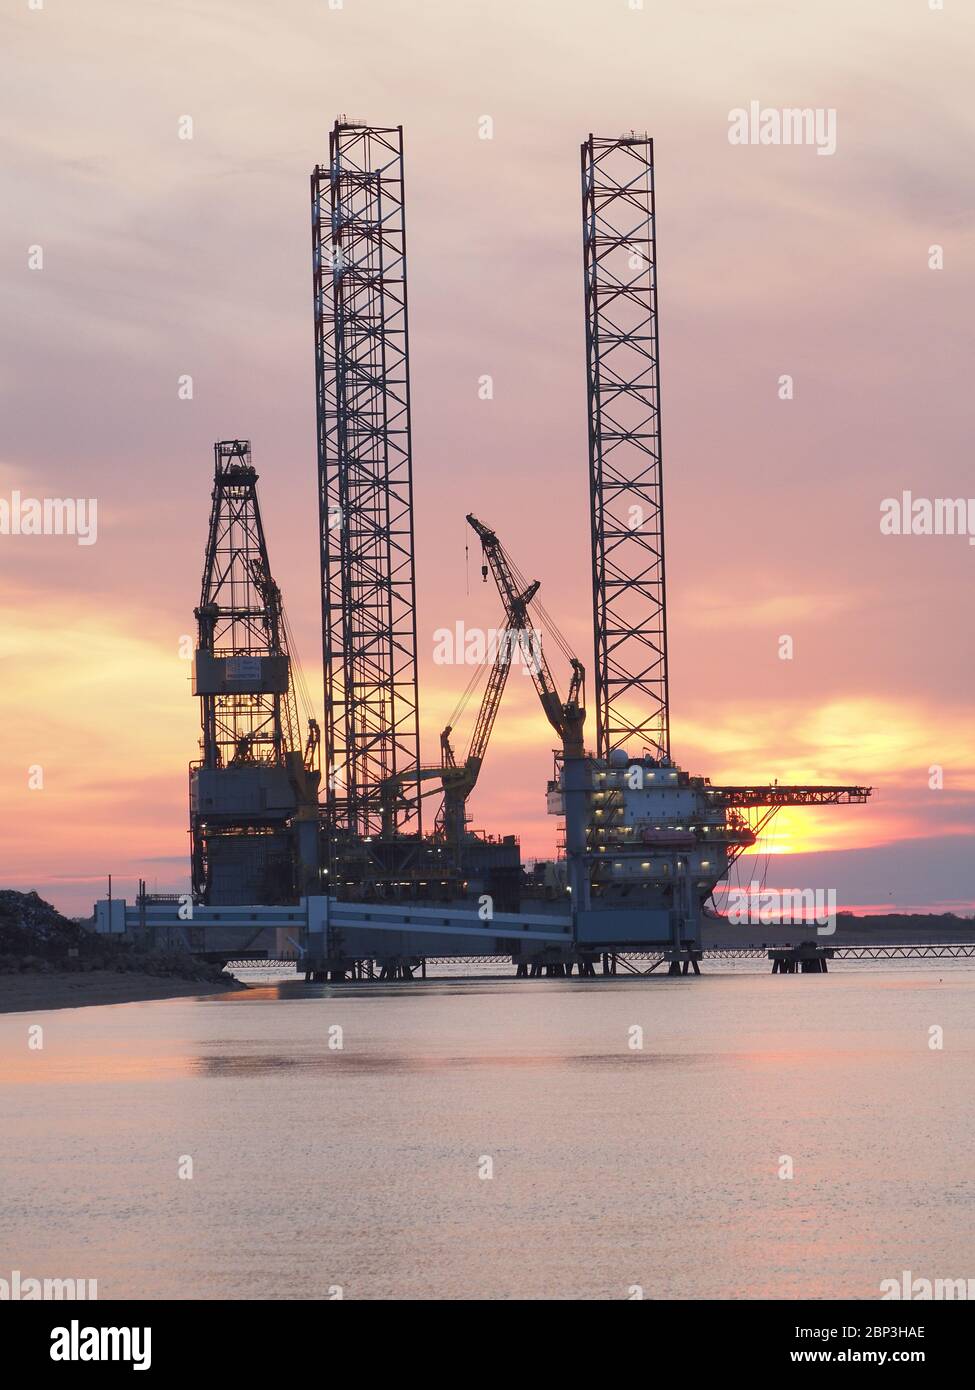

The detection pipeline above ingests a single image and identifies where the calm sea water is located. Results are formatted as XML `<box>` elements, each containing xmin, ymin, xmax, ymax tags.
<box><xmin>2</xmin><ymin>962</ymin><xmax>973</xmax><ymax>1300</ymax></box>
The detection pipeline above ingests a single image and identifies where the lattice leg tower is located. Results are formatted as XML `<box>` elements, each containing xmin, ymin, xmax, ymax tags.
<box><xmin>582</xmin><ymin>133</ymin><xmax>670</xmax><ymax>763</ymax></box>
<box><xmin>312</xmin><ymin>121</ymin><xmax>422</xmax><ymax>841</ymax></box>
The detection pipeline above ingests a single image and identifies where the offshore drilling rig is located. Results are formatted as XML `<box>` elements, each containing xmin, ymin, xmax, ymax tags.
<box><xmin>184</xmin><ymin>120</ymin><xmax>870</xmax><ymax>971</ymax></box>
<box><xmin>189</xmin><ymin>440</ymin><xmax>320</xmax><ymax>906</ymax></box>
<box><xmin>531</xmin><ymin>133</ymin><xmax>872</xmax><ymax>953</ymax></box>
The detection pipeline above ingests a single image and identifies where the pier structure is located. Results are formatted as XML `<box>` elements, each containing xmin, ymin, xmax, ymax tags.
<box><xmin>770</xmin><ymin>942</ymin><xmax>833</xmax><ymax>973</ymax></box>
<box><xmin>94</xmin><ymin>897</ymin><xmax>975</xmax><ymax>982</ymax></box>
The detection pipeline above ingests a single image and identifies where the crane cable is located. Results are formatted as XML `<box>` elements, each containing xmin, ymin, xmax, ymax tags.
<box><xmin>281</xmin><ymin>604</ymin><xmax>315</xmax><ymax>733</ymax></box>
<box><xmin>443</xmin><ymin>605</ymin><xmax>508</xmax><ymax>731</ymax></box>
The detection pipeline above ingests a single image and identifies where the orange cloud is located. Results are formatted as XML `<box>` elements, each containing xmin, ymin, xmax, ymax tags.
<box><xmin>0</xmin><ymin>595</ymin><xmax>195</xmax><ymax>893</ymax></box>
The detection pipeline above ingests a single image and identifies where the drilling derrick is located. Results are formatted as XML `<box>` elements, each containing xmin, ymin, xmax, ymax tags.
<box><xmin>190</xmin><ymin>440</ymin><xmax>320</xmax><ymax>906</ymax></box>
<box><xmin>577</xmin><ymin>134</ymin><xmax>871</xmax><ymax>958</ymax></box>
<box><xmin>583</xmin><ymin>132</ymin><xmax>669</xmax><ymax>763</ymax></box>
<box><xmin>312</xmin><ymin>120</ymin><xmax>423</xmax><ymax>875</ymax></box>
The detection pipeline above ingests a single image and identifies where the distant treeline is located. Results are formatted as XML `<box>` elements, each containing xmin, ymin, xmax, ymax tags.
<box><xmin>834</xmin><ymin>912</ymin><xmax>975</xmax><ymax>929</ymax></box>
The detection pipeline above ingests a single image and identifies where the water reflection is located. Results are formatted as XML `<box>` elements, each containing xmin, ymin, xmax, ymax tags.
<box><xmin>190</xmin><ymin>1050</ymin><xmax>704</xmax><ymax>1077</ymax></box>
<box><xmin>1</xmin><ymin>969</ymin><xmax>972</xmax><ymax>1299</ymax></box>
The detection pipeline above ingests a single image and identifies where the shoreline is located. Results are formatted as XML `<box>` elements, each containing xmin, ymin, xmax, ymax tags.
<box><xmin>0</xmin><ymin>970</ymin><xmax>245</xmax><ymax>1016</ymax></box>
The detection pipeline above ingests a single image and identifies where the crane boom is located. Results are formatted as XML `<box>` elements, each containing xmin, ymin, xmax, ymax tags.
<box><xmin>381</xmin><ymin>519</ymin><xmax>586</xmax><ymax>847</ymax></box>
<box><xmin>464</xmin><ymin>622</ymin><xmax>520</xmax><ymax>768</ymax></box>
<box><xmin>438</xmin><ymin>593</ymin><xmax>537</xmax><ymax>844</ymax></box>
<box><xmin>466</xmin><ymin>514</ymin><xmax>585</xmax><ymax>756</ymax></box>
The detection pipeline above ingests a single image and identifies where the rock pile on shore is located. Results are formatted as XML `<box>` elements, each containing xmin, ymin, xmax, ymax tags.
<box><xmin>0</xmin><ymin>889</ymin><xmax>228</xmax><ymax>984</ymax></box>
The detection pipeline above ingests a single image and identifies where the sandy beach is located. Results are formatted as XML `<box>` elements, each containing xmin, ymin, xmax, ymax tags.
<box><xmin>0</xmin><ymin>970</ymin><xmax>243</xmax><ymax>1015</ymax></box>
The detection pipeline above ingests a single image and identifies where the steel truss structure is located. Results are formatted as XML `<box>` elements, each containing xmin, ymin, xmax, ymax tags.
<box><xmin>708</xmin><ymin>786</ymin><xmax>873</xmax><ymax>808</ymax></box>
<box><xmin>191</xmin><ymin>440</ymin><xmax>320</xmax><ymax>905</ymax></box>
<box><xmin>196</xmin><ymin>439</ymin><xmax>300</xmax><ymax>769</ymax></box>
<box><xmin>582</xmin><ymin>132</ymin><xmax>669</xmax><ymax>762</ymax></box>
<box><xmin>312</xmin><ymin>120</ymin><xmax>422</xmax><ymax>841</ymax></box>
<box><xmin>831</xmin><ymin>943</ymin><xmax>975</xmax><ymax>959</ymax></box>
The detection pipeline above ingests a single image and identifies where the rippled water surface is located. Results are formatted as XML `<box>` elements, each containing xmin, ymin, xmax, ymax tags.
<box><xmin>1</xmin><ymin>965</ymin><xmax>973</xmax><ymax>1300</ymax></box>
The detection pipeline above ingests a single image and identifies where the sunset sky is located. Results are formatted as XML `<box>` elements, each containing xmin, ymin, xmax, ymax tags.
<box><xmin>2</xmin><ymin>0</ymin><xmax>973</xmax><ymax>916</ymax></box>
